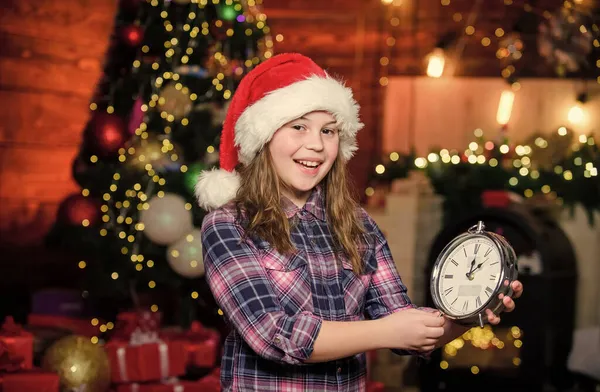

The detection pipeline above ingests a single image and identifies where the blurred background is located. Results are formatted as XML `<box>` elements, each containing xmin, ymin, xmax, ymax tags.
<box><xmin>0</xmin><ymin>0</ymin><xmax>599</xmax><ymax>391</ymax></box>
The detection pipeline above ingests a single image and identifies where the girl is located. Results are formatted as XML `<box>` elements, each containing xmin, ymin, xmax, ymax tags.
<box><xmin>197</xmin><ymin>53</ymin><xmax>523</xmax><ymax>391</ymax></box>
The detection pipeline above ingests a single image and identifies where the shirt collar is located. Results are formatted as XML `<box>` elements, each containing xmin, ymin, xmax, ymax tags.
<box><xmin>281</xmin><ymin>185</ymin><xmax>327</xmax><ymax>222</ymax></box>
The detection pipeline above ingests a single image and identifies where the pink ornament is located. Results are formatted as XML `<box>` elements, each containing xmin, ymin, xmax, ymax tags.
<box><xmin>128</xmin><ymin>98</ymin><xmax>145</xmax><ymax>136</ymax></box>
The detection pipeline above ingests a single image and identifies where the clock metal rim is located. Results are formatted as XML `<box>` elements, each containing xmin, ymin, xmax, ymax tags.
<box><xmin>430</xmin><ymin>221</ymin><xmax>518</xmax><ymax>327</ymax></box>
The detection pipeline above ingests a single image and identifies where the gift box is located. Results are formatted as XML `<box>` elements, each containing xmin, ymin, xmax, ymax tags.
<box><xmin>113</xmin><ymin>311</ymin><xmax>162</xmax><ymax>341</ymax></box>
<box><xmin>0</xmin><ymin>317</ymin><xmax>33</xmax><ymax>370</ymax></box>
<box><xmin>115</xmin><ymin>378</ymin><xmax>211</xmax><ymax>392</ymax></box>
<box><xmin>367</xmin><ymin>381</ymin><xmax>385</xmax><ymax>392</ymax></box>
<box><xmin>31</xmin><ymin>288</ymin><xmax>86</xmax><ymax>318</ymax></box>
<box><xmin>106</xmin><ymin>331</ymin><xmax>187</xmax><ymax>383</ymax></box>
<box><xmin>1</xmin><ymin>368</ymin><xmax>60</xmax><ymax>392</ymax></box>
<box><xmin>161</xmin><ymin>322</ymin><xmax>219</xmax><ymax>368</ymax></box>
<box><xmin>27</xmin><ymin>314</ymin><xmax>102</xmax><ymax>338</ymax></box>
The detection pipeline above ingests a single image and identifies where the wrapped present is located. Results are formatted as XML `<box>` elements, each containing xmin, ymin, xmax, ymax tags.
<box><xmin>115</xmin><ymin>377</ymin><xmax>210</xmax><ymax>392</ymax></box>
<box><xmin>113</xmin><ymin>311</ymin><xmax>162</xmax><ymax>341</ymax></box>
<box><xmin>27</xmin><ymin>314</ymin><xmax>102</xmax><ymax>337</ymax></box>
<box><xmin>31</xmin><ymin>288</ymin><xmax>86</xmax><ymax>318</ymax></box>
<box><xmin>0</xmin><ymin>317</ymin><xmax>33</xmax><ymax>370</ymax></box>
<box><xmin>106</xmin><ymin>328</ymin><xmax>186</xmax><ymax>383</ymax></box>
<box><xmin>1</xmin><ymin>368</ymin><xmax>60</xmax><ymax>392</ymax></box>
<box><xmin>367</xmin><ymin>381</ymin><xmax>385</xmax><ymax>392</ymax></box>
<box><xmin>161</xmin><ymin>322</ymin><xmax>219</xmax><ymax>368</ymax></box>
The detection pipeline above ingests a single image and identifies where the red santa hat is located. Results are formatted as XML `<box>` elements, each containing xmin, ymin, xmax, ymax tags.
<box><xmin>195</xmin><ymin>53</ymin><xmax>363</xmax><ymax>211</ymax></box>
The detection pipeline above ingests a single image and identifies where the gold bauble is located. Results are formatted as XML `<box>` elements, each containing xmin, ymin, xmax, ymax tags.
<box><xmin>158</xmin><ymin>84</ymin><xmax>193</xmax><ymax>120</ymax></box>
<box><xmin>126</xmin><ymin>135</ymin><xmax>182</xmax><ymax>171</ymax></box>
<box><xmin>42</xmin><ymin>335</ymin><xmax>111</xmax><ymax>392</ymax></box>
<box><xmin>522</xmin><ymin>130</ymin><xmax>574</xmax><ymax>170</ymax></box>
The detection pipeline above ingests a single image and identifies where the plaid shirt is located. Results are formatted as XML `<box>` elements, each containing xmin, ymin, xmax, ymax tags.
<box><xmin>201</xmin><ymin>186</ymin><xmax>417</xmax><ymax>391</ymax></box>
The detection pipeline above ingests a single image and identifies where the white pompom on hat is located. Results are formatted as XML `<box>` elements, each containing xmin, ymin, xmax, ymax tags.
<box><xmin>195</xmin><ymin>53</ymin><xmax>364</xmax><ymax>211</ymax></box>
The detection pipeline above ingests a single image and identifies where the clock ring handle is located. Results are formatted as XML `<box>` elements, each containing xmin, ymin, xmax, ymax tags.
<box><xmin>467</xmin><ymin>221</ymin><xmax>486</xmax><ymax>234</ymax></box>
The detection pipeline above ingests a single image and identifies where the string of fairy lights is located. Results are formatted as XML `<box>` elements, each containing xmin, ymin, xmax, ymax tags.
<box><xmin>74</xmin><ymin>0</ymin><xmax>273</xmax><ymax>338</ymax></box>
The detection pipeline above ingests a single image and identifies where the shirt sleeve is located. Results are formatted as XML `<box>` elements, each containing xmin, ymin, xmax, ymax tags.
<box><xmin>361</xmin><ymin>210</ymin><xmax>436</xmax><ymax>357</ymax></box>
<box><xmin>201</xmin><ymin>208</ymin><xmax>322</xmax><ymax>366</ymax></box>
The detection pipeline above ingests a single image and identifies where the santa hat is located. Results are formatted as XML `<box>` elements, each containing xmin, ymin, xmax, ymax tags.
<box><xmin>195</xmin><ymin>53</ymin><xmax>363</xmax><ymax>211</ymax></box>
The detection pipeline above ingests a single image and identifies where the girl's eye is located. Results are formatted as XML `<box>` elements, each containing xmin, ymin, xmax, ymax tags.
<box><xmin>322</xmin><ymin>128</ymin><xmax>337</xmax><ymax>135</ymax></box>
<box><xmin>292</xmin><ymin>125</ymin><xmax>306</xmax><ymax>131</ymax></box>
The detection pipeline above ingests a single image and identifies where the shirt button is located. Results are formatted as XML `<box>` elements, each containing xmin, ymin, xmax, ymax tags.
<box><xmin>337</xmin><ymin>367</ymin><xmax>342</xmax><ymax>374</ymax></box>
<box><xmin>274</xmin><ymin>337</ymin><xmax>281</xmax><ymax>344</ymax></box>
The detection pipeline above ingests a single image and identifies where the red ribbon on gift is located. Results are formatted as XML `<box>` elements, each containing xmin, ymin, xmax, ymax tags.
<box><xmin>0</xmin><ymin>341</ymin><xmax>24</xmax><ymax>373</ymax></box>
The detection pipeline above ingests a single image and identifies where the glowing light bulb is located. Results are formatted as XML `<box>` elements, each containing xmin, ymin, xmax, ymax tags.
<box><xmin>568</xmin><ymin>103</ymin><xmax>585</xmax><ymax>125</ymax></box>
<box><xmin>497</xmin><ymin>90</ymin><xmax>515</xmax><ymax>125</ymax></box>
<box><xmin>426</xmin><ymin>48</ymin><xmax>445</xmax><ymax>78</ymax></box>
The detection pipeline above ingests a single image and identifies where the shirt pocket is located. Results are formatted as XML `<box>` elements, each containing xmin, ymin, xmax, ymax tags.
<box><xmin>259</xmin><ymin>247</ymin><xmax>314</xmax><ymax>315</ymax></box>
<box><xmin>340</xmin><ymin>236</ymin><xmax>378</xmax><ymax>317</ymax></box>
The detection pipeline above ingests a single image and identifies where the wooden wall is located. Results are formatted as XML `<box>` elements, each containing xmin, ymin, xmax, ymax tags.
<box><xmin>0</xmin><ymin>0</ymin><xmax>581</xmax><ymax>253</ymax></box>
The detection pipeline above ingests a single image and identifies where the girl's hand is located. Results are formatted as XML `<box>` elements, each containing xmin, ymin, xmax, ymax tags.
<box><xmin>381</xmin><ymin>308</ymin><xmax>446</xmax><ymax>352</ymax></box>
<box><xmin>487</xmin><ymin>280</ymin><xmax>523</xmax><ymax>325</ymax></box>
<box><xmin>440</xmin><ymin>280</ymin><xmax>524</xmax><ymax>346</ymax></box>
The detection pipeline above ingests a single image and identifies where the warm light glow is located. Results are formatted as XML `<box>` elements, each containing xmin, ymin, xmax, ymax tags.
<box><xmin>496</xmin><ymin>90</ymin><xmax>515</xmax><ymax>125</ymax></box>
<box><xmin>426</xmin><ymin>48</ymin><xmax>445</xmax><ymax>78</ymax></box>
<box><xmin>568</xmin><ymin>103</ymin><xmax>585</xmax><ymax>125</ymax></box>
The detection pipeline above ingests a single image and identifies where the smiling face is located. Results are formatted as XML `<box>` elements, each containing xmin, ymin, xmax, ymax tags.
<box><xmin>267</xmin><ymin>111</ymin><xmax>339</xmax><ymax>206</ymax></box>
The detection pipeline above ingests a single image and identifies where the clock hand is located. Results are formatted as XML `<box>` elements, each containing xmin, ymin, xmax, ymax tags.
<box><xmin>470</xmin><ymin>258</ymin><xmax>489</xmax><ymax>275</ymax></box>
<box><xmin>465</xmin><ymin>258</ymin><xmax>476</xmax><ymax>278</ymax></box>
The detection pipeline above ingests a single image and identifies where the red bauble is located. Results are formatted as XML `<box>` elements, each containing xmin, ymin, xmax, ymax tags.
<box><xmin>57</xmin><ymin>193</ymin><xmax>102</xmax><ymax>227</ymax></box>
<box><xmin>87</xmin><ymin>113</ymin><xmax>128</xmax><ymax>157</ymax></box>
<box><xmin>121</xmin><ymin>25</ymin><xmax>144</xmax><ymax>47</ymax></box>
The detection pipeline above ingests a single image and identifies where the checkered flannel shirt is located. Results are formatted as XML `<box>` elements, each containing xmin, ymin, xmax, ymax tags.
<box><xmin>201</xmin><ymin>186</ymin><xmax>419</xmax><ymax>391</ymax></box>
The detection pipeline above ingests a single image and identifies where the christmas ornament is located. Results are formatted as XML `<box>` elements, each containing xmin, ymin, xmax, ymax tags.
<box><xmin>158</xmin><ymin>83</ymin><xmax>193</xmax><ymax>121</ymax></box>
<box><xmin>167</xmin><ymin>228</ymin><xmax>205</xmax><ymax>278</ymax></box>
<box><xmin>128</xmin><ymin>98</ymin><xmax>145</xmax><ymax>136</ymax></box>
<box><xmin>183</xmin><ymin>162</ymin><xmax>206</xmax><ymax>194</ymax></box>
<box><xmin>140</xmin><ymin>193</ymin><xmax>193</xmax><ymax>245</ymax></box>
<box><xmin>522</xmin><ymin>130</ymin><xmax>574</xmax><ymax>170</ymax></box>
<box><xmin>217</xmin><ymin>3</ymin><xmax>241</xmax><ymax>21</ymax></box>
<box><xmin>57</xmin><ymin>193</ymin><xmax>101</xmax><ymax>226</ymax></box>
<box><xmin>121</xmin><ymin>24</ymin><xmax>144</xmax><ymax>47</ymax></box>
<box><xmin>41</xmin><ymin>335</ymin><xmax>111</xmax><ymax>392</ymax></box>
<box><xmin>86</xmin><ymin>113</ymin><xmax>128</xmax><ymax>157</ymax></box>
<box><xmin>126</xmin><ymin>135</ymin><xmax>183</xmax><ymax>172</ymax></box>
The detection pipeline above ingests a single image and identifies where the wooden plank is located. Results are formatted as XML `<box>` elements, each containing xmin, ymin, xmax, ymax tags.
<box><xmin>0</xmin><ymin>56</ymin><xmax>102</xmax><ymax>98</ymax></box>
<box><xmin>0</xmin><ymin>90</ymin><xmax>89</xmax><ymax>145</ymax></box>
<box><xmin>0</xmin><ymin>31</ymin><xmax>108</xmax><ymax>66</ymax></box>
<box><xmin>0</xmin><ymin>145</ymin><xmax>79</xmax><ymax>201</ymax></box>
<box><xmin>0</xmin><ymin>0</ymin><xmax>116</xmax><ymax>46</ymax></box>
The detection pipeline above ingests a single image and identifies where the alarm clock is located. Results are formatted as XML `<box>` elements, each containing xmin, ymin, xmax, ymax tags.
<box><xmin>430</xmin><ymin>220</ymin><xmax>518</xmax><ymax>328</ymax></box>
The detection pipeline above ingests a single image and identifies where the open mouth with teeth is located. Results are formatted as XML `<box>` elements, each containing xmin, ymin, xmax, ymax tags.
<box><xmin>294</xmin><ymin>160</ymin><xmax>322</xmax><ymax>170</ymax></box>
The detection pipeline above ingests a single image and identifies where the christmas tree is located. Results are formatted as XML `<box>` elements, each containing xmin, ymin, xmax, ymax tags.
<box><xmin>46</xmin><ymin>0</ymin><xmax>273</xmax><ymax>329</ymax></box>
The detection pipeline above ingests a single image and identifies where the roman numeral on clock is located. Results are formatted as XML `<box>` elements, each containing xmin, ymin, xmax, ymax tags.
<box><xmin>463</xmin><ymin>248</ymin><xmax>468</xmax><ymax>257</ymax></box>
<box><xmin>484</xmin><ymin>248</ymin><xmax>492</xmax><ymax>257</ymax></box>
<box><xmin>490</xmin><ymin>274</ymin><xmax>496</xmax><ymax>280</ymax></box>
<box><xmin>485</xmin><ymin>286</ymin><xmax>493</xmax><ymax>296</ymax></box>
<box><xmin>444</xmin><ymin>274</ymin><xmax>453</xmax><ymax>279</ymax></box>
<box><xmin>474</xmin><ymin>244</ymin><xmax>481</xmax><ymax>254</ymax></box>
<box><xmin>462</xmin><ymin>301</ymin><xmax>469</xmax><ymax>312</ymax></box>
<box><xmin>451</xmin><ymin>298</ymin><xmax>458</xmax><ymax>306</ymax></box>
<box><xmin>444</xmin><ymin>287</ymin><xmax>453</xmax><ymax>296</ymax></box>
<box><xmin>476</xmin><ymin>296</ymin><xmax>482</xmax><ymax>308</ymax></box>
<box><xmin>450</xmin><ymin>259</ymin><xmax>458</xmax><ymax>266</ymax></box>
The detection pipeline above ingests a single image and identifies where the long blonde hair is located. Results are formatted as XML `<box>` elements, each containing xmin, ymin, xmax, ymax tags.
<box><xmin>233</xmin><ymin>147</ymin><xmax>366</xmax><ymax>274</ymax></box>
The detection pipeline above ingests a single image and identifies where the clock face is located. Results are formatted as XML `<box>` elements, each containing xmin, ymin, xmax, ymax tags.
<box><xmin>437</xmin><ymin>236</ymin><xmax>503</xmax><ymax>316</ymax></box>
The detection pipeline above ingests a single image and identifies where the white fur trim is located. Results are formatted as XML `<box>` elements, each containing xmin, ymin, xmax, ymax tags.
<box><xmin>195</xmin><ymin>168</ymin><xmax>240</xmax><ymax>210</ymax></box>
<box><xmin>234</xmin><ymin>75</ymin><xmax>363</xmax><ymax>165</ymax></box>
